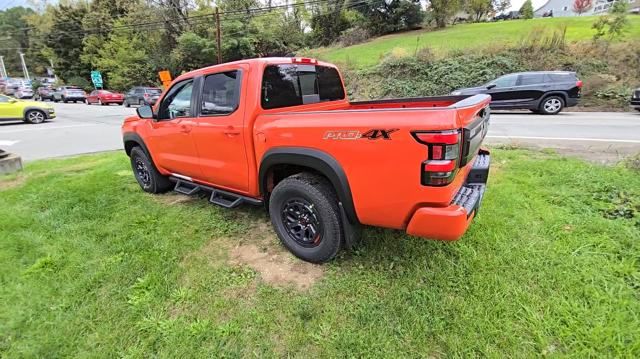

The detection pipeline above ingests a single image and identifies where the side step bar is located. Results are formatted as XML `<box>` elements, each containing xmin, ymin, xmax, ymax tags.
<box><xmin>170</xmin><ymin>177</ymin><xmax>262</xmax><ymax>209</ymax></box>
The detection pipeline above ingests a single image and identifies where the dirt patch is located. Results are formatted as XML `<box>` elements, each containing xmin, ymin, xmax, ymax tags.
<box><xmin>0</xmin><ymin>175</ymin><xmax>26</xmax><ymax>190</ymax></box>
<box><xmin>180</xmin><ymin>215</ymin><xmax>325</xmax><ymax>291</ymax></box>
<box><xmin>229</xmin><ymin>243</ymin><xmax>324</xmax><ymax>291</ymax></box>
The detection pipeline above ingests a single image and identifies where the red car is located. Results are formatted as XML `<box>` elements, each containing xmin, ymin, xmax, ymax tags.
<box><xmin>86</xmin><ymin>90</ymin><xmax>125</xmax><ymax>106</ymax></box>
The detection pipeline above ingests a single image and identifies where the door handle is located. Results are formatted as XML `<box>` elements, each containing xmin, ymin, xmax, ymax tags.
<box><xmin>180</xmin><ymin>124</ymin><xmax>192</xmax><ymax>133</ymax></box>
<box><xmin>223</xmin><ymin>126</ymin><xmax>240</xmax><ymax>136</ymax></box>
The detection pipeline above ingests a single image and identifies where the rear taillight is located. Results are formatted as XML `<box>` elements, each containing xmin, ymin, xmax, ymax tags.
<box><xmin>144</xmin><ymin>93</ymin><xmax>150</xmax><ymax>98</ymax></box>
<box><xmin>412</xmin><ymin>130</ymin><xmax>461</xmax><ymax>186</ymax></box>
<box><xmin>576</xmin><ymin>80</ymin><xmax>583</xmax><ymax>88</ymax></box>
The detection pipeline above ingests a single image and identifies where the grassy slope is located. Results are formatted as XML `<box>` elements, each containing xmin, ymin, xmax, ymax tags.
<box><xmin>316</xmin><ymin>16</ymin><xmax>640</xmax><ymax>68</ymax></box>
<box><xmin>1</xmin><ymin>150</ymin><xmax>639</xmax><ymax>357</ymax></box>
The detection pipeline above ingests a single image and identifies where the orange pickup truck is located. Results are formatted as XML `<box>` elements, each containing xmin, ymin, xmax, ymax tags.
<box><xmin>122</xmin><ymin>57</ymin><xmax>491</xmax><ymax>263</ymax></box>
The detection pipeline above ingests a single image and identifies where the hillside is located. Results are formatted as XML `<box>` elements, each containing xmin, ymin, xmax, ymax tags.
<box><xmin>313</xmin><ymin>16</ymin><xmax>640</xmax><ymax>68</ymax></box>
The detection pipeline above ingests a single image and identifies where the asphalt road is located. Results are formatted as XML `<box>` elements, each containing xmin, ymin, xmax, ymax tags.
<box><xmin>0</xmin><ymin>103</ymin><xmax>639</xmax><ymax>162</ymax></box>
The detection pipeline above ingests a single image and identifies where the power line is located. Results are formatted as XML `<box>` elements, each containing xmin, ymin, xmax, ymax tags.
<box><xmin>0</xmin><ymin>0</ymin><xmax>334</xmax><ymax>38</ymax></box>
<box><xmin>0</xmin><ymin>0</ymin><xmax>370</xmax><ymax>52</ymax></box>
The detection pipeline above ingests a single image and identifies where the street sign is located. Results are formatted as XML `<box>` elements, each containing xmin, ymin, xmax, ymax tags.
<box><xmin>90</xmin><ymin>70</ymin><xmax>103</xmax><ymax>88</ymax></box>
<box><xmin>158</xmin><ymin>70</ymin><xmax>172</xmax><ymax>89</ymax></box>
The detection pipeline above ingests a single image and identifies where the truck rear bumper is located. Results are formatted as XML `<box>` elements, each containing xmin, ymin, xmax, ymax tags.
<box><xmin>406</xmin><ymin>150</ymin><xmax>490</xmax><ymax>241</ymax></box>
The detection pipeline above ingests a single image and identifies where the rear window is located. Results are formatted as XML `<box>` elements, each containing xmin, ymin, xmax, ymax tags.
<box><xmin>518</xmin><ymin>74</ymin><xmax>544</xmax><ymax>86</ymax></box>
<box><xmin>545</xmin><ymin>73</ymin><xmax>577</xmax><ymax>83</ymax></box>
<box><xmin>261</xmin><ymin>64</ymin><xmax>345</xmax><ymax>110</ymax></box>
<box><xmin>146</xmin><ymin>88</ymin><xmax>162</xmax><ymax>94</ymax></box>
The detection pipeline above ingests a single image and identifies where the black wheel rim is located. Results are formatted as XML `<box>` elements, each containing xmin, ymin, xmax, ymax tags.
<box><xmin>281</xmin><ymin>198</ymin><xmax>323</xmax><ymax>248</ymax></box>
<box><xmin>134</xmin><ymin>157</ymin><xmax>152</xmax><ymax>188</ymax></box>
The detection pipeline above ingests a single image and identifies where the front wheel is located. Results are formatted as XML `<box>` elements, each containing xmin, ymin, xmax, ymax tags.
<box><xmin>24</xmin><ymin>110</ymin><xmax>46</xmax><ymax>124</ymax></box>
<box><xmin>269</xmin><ymin>173</ymin><xmax>343</xmax><ymax>263</ymax></box>
<box><xmin>539</xmin><ymin>96</ymin><xmax>564</xmax><ymax>115</ymax></box>
<box><xmin>129</xmin><ymin>147</ymin><xmax>172</xmax><ymax>194</ymax></box>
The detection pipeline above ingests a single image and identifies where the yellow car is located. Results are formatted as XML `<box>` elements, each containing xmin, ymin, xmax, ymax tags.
<box><xmin>0</xmin><ymin>94</ymin><xmax>56</xmax><ymax>124</ymax></box>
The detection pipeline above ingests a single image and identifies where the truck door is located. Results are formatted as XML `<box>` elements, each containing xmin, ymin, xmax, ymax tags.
<box><xmin>146</xmin><ymin>78</ymin><xmax>202</xmax><ymax>180</ymax></box>
<box><xmin>190</xmin><ymin>67</ymin><xmax>250</xmax><ymax>193</ymax></box>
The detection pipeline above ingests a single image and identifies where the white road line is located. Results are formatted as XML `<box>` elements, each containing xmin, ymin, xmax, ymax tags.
<box><xmin>486</xmin><ymin>135</ymin><xmax>640</xmax><ymax>144</ymax></box>
<box><xmin>0</xmin><ymin>124</ymin><xmax>98</xmax><ymax>134</ymax></box>
<box><xmin>0</xmin><ymin>140</ymin><xmax>19</xmax><ymax>146</ymax></box>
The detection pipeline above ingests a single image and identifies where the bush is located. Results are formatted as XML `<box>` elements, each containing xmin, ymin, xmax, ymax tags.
<box><xmin>339</xmin><ymin>27</ymin><xmax>370</xmax><ymax>47</ymax></box>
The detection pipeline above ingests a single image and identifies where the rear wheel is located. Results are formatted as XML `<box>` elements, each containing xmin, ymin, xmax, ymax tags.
<box><xmin>124</xmin><ymin>100</ymin><xmax>130</xmax><ymax>108</ymax></box>
<box><xmin>539</xmin><ymin>96</ymin><xmax>564</xmax><ymax>115</ymax></box>
<box><xmin>24</xmin><ymin>110</ymin><xmax>46</xmax><ymax>124</ymax></box>
<box><xmin>129</xmin><ymin>147</ymin><xmax>172</xmax><ymax>194</ymax></box>
<box><xmin>269</xmin><ymin>173</ymin><xmax>343</xmax><ymax>263</ymax></box>
<box><xmin>138</xmin><ymin>99</ymin><xmax>144</xmax><ymax>106</ymax></box>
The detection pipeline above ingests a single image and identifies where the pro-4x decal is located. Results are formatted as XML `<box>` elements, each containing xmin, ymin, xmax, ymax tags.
<box><xmin>323</xmin><ymin>129</ymin><xmax>399</xmax><ymax>140</ymax></box>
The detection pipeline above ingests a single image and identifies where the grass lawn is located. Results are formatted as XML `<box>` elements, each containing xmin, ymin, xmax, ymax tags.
<box><xmin>1</xmin><ymin>149</ymin><xmax>639</xmax><ymax>357</ymax></box>
<box><xmin>315</xmin><ymin>16</ymin><xmax>640</xmax><ymax>68</ymax></box>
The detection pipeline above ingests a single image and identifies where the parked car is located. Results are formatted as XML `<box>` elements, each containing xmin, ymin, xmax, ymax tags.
<box><xmin>86</xmin><ymin>90</ymin><xmax>125</xmax><ymax>105</ymax></box>
<box><xmin>35</xmin><ymin>86</ymin><xmax>55</xmax><ymax>101</ymax></box>
<box><xmin>15</xmin><ymin>85</ymin><xmax>34</xmax><ymax>99</ymax></box>
<box><xmin>122</xmin><ymin>57</ymin><xmax>491</xmax><ymax>263</ymax></box>
<box><xmin>0</xmin><ymin>94</ymin><xmax>56</xmax><ymax>124</ymax></box>
<box><xmin>631</xmin><ymin>88</ymin><xmax>640</xmax><ymax>112</ymax></box>
<box><xmin>52</xmin><ymin>86</ymin><xmax>87</xmax><ymax>103</ymax></box>
<box><xmin>493</xmin><ymin>11</ymin><xmax>520</xmax><ymax>21</ymax></box>
<box><xmin>124</xmin><ymin>87</ymin><xmax>162</xmax><ymax>107</ymax></box>
<box><xmin>451</xmin><ymin>71</ymin><xmax>582</xmax><ymax>115</ymax></box>
<box><xmin>3</xmin><ymin>79</ymin><xmax>23</xmax><ymax>96</ymax></box>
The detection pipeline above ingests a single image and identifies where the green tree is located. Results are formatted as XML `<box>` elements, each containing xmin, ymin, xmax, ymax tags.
<box><xmin>592</xmin><ymin>1</ymin><xmax>629</xmax><ymax>41</ymax></box>
<box><xmin>95</xmin><ymin>29</ymin><xmax>155</xmax><ymax>91</ymax></box>
<box><xmin>519</xmin><ymin>0</ymin><xmax>534</xmax><ymax>19</ymax></box>
<box><xmin>0</xmin><ymin>7</ymin><xmax>40</xmax><ymax>76</ymax></box>
<box><xmin>170</xmin><ymin>32</ymin><xmax>217</xmax><ymax>71</ymax></box>
<box><xmin>46</xmin><ymin>4</ymin><xmax>91</xmax><ymax>82</ymax></box>
<box><xmin>356</xmin><ymin>0</ymin><xmax>424</xmax><ymax>35</ymax></box>
<box><xmin>467</xmin><ymin>0</ymin><xmax>493</xmax><ymax>22</ymax></box>
<box><xmin>429</xmin><ymin>0</ymin><xmax>461</xmax><ymax>28</ymax></box>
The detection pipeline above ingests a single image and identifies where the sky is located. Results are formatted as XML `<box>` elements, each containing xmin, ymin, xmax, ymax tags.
<box><xmin>0</xmin><ymin>0</ymin><xmax>552</xmax><ymax>15</ymax></box>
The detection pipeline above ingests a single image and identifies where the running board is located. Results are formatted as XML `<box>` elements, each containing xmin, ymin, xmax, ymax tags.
<box><xmin>171</xmin><ymin>177</ymin><xmax>262</xmax><ymax>209</ymax></box>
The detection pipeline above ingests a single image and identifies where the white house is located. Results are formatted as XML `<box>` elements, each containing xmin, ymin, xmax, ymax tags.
<box><xmin>534</xmin><ymin>0</ymin><xmax>639</xmax><ymax>17</ymax></box>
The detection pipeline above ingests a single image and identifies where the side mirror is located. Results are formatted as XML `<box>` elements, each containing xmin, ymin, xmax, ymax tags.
<box><xmin>486</xmin><ymin>84</ymin><xmax>497</xmax><ymax>90</ymax></box>
<box><xmin>136</xmin><ymin>105</ymin><xmax>155</xmax><ymax>119</ymax></box>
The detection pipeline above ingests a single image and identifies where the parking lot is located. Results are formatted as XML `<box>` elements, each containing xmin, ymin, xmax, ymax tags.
<box><xmin>0</xmin><ymin>103</ymin><xmax>638</xmax><ymax>161</ymax></box>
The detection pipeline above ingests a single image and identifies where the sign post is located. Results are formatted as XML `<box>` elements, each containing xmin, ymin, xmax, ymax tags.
<box><xmin>90</xmin><ymin>70</ymin><xmax>103</xmax><ymax>89</ymax></box>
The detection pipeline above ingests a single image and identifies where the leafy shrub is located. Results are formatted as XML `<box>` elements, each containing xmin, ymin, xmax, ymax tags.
<box><xmin>339</xmin><ymin>27</ymin><xmax>370</xmax><ymax>47</ymax></box>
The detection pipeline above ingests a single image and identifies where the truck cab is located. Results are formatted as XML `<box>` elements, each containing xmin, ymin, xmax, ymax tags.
<box><xmin>123</xmin><ymin>58</ymin><xmax>491</xmax><ymax>263</ymax></box>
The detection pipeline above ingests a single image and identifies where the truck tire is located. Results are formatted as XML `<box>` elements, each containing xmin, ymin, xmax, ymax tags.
<box><xmin>539</xmin><ymin>96</ymin><xmax>564</xmax><ymax>115</ymax></box>
<box><xmin>129</xmin><ymin>147</ymin><xmax>172</xmax><ymax>194</ymax></box>
<box><xmin>269</xmin><ymin>172</ymin><xmax>344</xmax><ymax>263</ymax></box>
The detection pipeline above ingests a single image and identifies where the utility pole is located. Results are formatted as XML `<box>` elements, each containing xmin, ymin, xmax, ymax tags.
<box><xmin>19</xmin><ymin>52</ymin><xmax>30</xmax><ymax>80</ymax></box>
<box><xmin>0</xmin><ymin>56</ymin><xmax>7</xmax><ymax>78</ymax></box>
<box><xmin>215</xmin><ymin>7</ymin><xmax>222</xmax><ymax>64</ymax></box>
<box><xmin>49</xmin><ymin>59</ymin><xmax>58</xmax><ymax>82</ymax></box>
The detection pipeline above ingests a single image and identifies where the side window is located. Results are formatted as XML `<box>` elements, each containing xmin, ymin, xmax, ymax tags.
<box><xmin>545</xmin><ymin>73</ymin><xmax>576</xmax><ymax>83</ymax></box>
<box><xmin>261</xmin><ymin>64</ymin><xmax>345</xmax><ymax>110</ymax></box>
<box><xmin>518</xmin><ymin>74</ymin><xmax>544</xmax><ymax>86</ymax></box>
<box><xmin>493</xmin><ymin>75</ymin><xmax>518</xmax><ymax>88</ymax></box>
<box><xmin>200</xmin><ymin>71</ymin><xmax>240</xmax><ymax>116</ymax></box>
<box><xmin>317</xmin><ymin>66</ymin><xmax>345</xmax><ymax>101</ymax></box>
<box><xmin>262</xmin><ymin>65</ymin><xmax>301</xmax><ymax>109</ymax></box>
<box><xmin>158</xmin><ymin>80</ymin><xmax>194</xmax><ymax>120</ymax></box>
